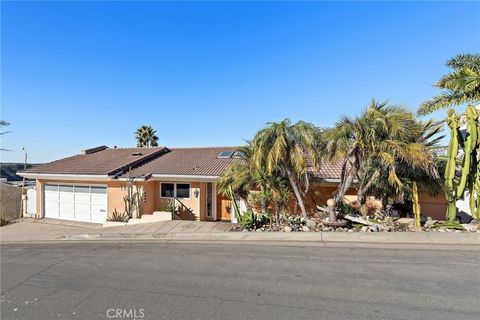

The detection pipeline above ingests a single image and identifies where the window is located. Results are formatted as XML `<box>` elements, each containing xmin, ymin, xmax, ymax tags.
<box><xmin>59</xmin><ymin>185</ymin><xmax>74</xmax><ymax>192</ymax></box>
<box><xmin>161</xmin><ymin>183</ymin><xmax>175</xmax><ymax>198</ymax></box>
<box><xmin>91</xmin><ymin>186</ymin><xmax>107</xmax><ymax>194</ymax></box>
<box><xmin>176</xmin><ymin>184</ymin><xmax>190</xmax><ymax>199</ymax></box>
<box><xmin>160</xmin><ymin>183</ymin><xmax>191</xmax><ymax>199</ymax></box>
<box><xmin>45</xmin><ymin>185</ymin><xmax>58</xmax><ymax>191</ymax></box>
<box><xmin>218</xmin><ymin>151</ymin><xmax>234</xmax><ymax>158</ymax></box>
<box><xmin>75</xmin><ymin>186</ymin><xmax>90</xmax><ymax>193</ymax></box>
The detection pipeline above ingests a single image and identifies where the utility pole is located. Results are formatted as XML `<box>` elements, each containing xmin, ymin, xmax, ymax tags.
<box><xmin>19</xmin><ymin>148</ymin><xmax>27</xmax><ymax>218</ymax></box>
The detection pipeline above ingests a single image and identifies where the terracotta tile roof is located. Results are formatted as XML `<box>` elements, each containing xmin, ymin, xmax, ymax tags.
<box><xmin>20</xmin><ymin>147</ymin><xmax>167</xmax><ymax>175</ymax></box>
<box><xmin>122</xmin><ymin>147</ymin><xmax>242</xmax><ymax>178</ymax></box>
<box><xmin>19</xmin><ymin>145</ymin><xmax>344</xmax><ymax>180</ymax></box>
<box><xmin>314</xmin><ymin>160</ymin><xmax>343</xmax><ymax>180</ymax></box>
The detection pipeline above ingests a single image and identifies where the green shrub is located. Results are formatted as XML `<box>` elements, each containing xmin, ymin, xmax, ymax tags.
<box><xmin>108</xmin><ymin>209</ymin><xmax>129</xmax><ymax>222</ymax></box>
<box><xmin>238</xmin><ymin>210</ymin><xmax>267</xmax><ymax>229</ymax></box>
<box><xmin>432</xmin><ymin>221</ymin><xmax>464</xmax><ymax>230</ymax></box>
<box><xmin>158</xmin><ymin>201</ymin><xmax>176</xmax><ymax>213</ymax></box>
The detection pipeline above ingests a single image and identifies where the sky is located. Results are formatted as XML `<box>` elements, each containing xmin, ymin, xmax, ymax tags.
<box><xmin>1</xmin><ymin>1</ymin><xmax>479</xmax><ymax>163</ymax></box>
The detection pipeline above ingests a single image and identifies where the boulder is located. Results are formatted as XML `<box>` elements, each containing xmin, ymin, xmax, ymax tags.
<box><xmin>461</xmin><ymin>224</ymin><xmax>475</xmax><ymax>232</ymax></box>
<box><xmin>284</xmin><ymin>226</ymin><xmax>293</xmax><ymax>232</ymax></box>
<box><xmin>302</xmin><ymin>226</ymin><xmax>311</xmax><ymax>232</ymax></box>
<box><xmin>397</xmin><ymin>218</ymin><xmax>415</xmax><ymax>225</ymax></box>
<box><xmin>424</xmin><ymin>217</ymin><xmax>437</xmax><ymax>228</ymax></box>
<box><xmin>306</xmin><ymin>219</ymin><xmax>317</xmax><ymax>229</ymax></box>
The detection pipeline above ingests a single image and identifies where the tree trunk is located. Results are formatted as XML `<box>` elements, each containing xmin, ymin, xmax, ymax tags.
<box><xmin>260</xmin><ymin>198</ymin><xmax>267</xmax><ymax>215</ymax></box>
<box><xmin>334</xmin><ymin>163</ymin><xmax>357</xmax><ymax>205</ymax></box>
<box><xmin>286</xmin><ymin>169</ymin><xmax>308</xmax><ymax>219</ymax></box>
<box><xmin>328</xmin><ymin>199</ymin><xmax>337</xmax><ymax>222</ymax></box>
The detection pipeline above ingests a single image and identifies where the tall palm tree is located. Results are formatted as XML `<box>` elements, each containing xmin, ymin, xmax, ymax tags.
<box><xmin>0</xmin><ymin>120</ymin><xmax>11</xmax><ymax>151</ymax></box>
<box><xmin>418</xmin><ymin>53</ymin><xmax>480</xmax><ymax>115</ymax></box>
<box><xmin>325</xmin><ymin>100</ymin><xmax>440</xmax><ymax>219</ymax></box>
<box><xmin>135</xmin><ymin>125</ymin><xmax>159</xmax><ymax>147</ymax></box>
<box><xmin>251</xmin><ymin>119</ymin><xmax>321</xmax><ymax>218</ymax></box>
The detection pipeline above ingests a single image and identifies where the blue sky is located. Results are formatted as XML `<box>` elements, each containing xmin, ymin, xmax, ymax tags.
<box><xmin>1</xmin><ymin>1</ymin><xmax>479</xmax><ymax>163</ymax></box>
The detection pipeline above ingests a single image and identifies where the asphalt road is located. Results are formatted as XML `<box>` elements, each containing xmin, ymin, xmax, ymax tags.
<box><xmin>1</xmin><ymin>242</ymin><xmax>479</xmax><ymax>320</ymax></box>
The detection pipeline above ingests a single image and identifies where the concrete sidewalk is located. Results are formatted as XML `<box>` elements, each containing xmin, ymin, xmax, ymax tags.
<box><xmin>1</xmin><ymin>218</ymin><xmax>478</xmax><ymax>247</ymax></box>
<box><xmin>0</xmin><ymin>218</ymin><xmax>234</xmax><ymax>242</ymax></box>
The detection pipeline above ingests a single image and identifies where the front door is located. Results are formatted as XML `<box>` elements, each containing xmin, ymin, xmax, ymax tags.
<box><xmin>206</xmin><ymin>182</ymin><xmax>215</xmax><ymax>220</ymax></box>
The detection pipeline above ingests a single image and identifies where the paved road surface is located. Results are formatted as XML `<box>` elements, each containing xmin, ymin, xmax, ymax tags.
<box><xmin>1</xmin><ymin>242</ymin><xmax>478</xmax><ymax>320</ymax></box>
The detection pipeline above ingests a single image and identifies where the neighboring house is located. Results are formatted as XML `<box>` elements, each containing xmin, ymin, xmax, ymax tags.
<box><xmin>0</xmin><ymin>163</ymin><xmax>38</xmax><ymax>187</ymax></box>
<box><xmin>18</xmin><ymin>145</ymin><xmax>448</xmax><ymax>224</ymax></box>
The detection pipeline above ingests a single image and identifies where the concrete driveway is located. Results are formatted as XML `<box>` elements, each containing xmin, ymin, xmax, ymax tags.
<box><xmin>0</xmin><ymin>218</ymin><xmax>234</xmax><ymax>242</ymax></box>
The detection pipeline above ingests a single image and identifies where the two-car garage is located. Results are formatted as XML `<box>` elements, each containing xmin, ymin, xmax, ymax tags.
<box><xmin>44</xmin><ymin>184</ymin><xmax>108</xmax><ymax>223</ymax></box>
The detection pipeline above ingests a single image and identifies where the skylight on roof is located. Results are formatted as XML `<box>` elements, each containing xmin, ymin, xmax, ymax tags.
<box><xmin>218</xmin><ymin>151</ymin><xmax>234</xmax><ymax>158</ymax></box>
<box><xmin>233</xmin><ymin>151</ymin><xmax>245</xmax><ymax>158</ymax></box>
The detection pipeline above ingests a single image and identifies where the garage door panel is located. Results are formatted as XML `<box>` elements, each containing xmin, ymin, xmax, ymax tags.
<box><xmin>45</xmin><ymin>202</ymin><xmax>59</xmax><ymax>217</ymax></box>
<box><xmin>75</xmin><ymin>194</ymin><xmax>90</xmax><ymax>203</ymax></box>
<box><xmin>75</xmin><ymin>203</ymin><xmax>90</xmax><ymax>213</ymax></box>
<box><xmin>59</xmin><ymin>202</ymin><xmax>74</xmax><ymax>212</ymax></box>
<box><xmin>44</xmin><ymin>184</ymin><xmax>107</xmax><ymax>223</ymax></box>
<box><xmin>75</xmin><ymin>212</ymin><xmax>91</xmax><ymax>222</ymax></box>
<box><xmin>91</xmin><ymin>204</ymin><xmax>107</xmax><ymax>214</ymax></box>
<box><xmin>90</xmin><ymin>194</ymin><xmax>107</xmax><ymax>205</ymax></box>
<box><xmin>45</xmin><ymin>192</ymin><xmax>59</xmax><ymax>202</ymax></box>
<box><xmin>59</xmin><ymin>193</ymin><xmax>75</xmax><ymax>202</ymax></box>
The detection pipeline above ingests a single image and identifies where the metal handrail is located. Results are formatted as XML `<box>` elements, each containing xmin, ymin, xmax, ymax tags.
<box><xmin>171</xmin><ymin>197</ymin><xmax>196</xmax><ymax>220</ymax></box>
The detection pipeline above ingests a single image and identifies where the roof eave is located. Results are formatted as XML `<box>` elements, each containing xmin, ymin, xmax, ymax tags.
<box><xmin>16</xmin><ymin>172</ymin><xmax>113</xmax><ymax>181</ymax></box>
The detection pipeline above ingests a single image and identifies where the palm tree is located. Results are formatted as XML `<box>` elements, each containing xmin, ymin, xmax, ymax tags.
<box><xmin>325</xmin><ymin>100</ymin><xmax>440</xmax><ymax>219</ymax></box>
<box><xmin>1</xmin><ymin>120</ymin><xmax>11</xmax><ymax>151</ymax></box>
<box><xmin>359</xmin><ymin>119</ymin><xmax>443</xmax><ymax>209</ymax></box>
<box><xmin>251</xmin><ymin>119</ymin><xmax>321</xmax><ymax>219</ymax></box>
<box><xmin>418</xmin><ymin>53</ymin><xmax>480</xmax><ymax>115</ymax></box>
<box><xmin>218</xmin><ymin>143</ymin><xmax>281</xmax><ymax>217</ymax></box>
<box><xmin>135</xmin><ymin>125</ymin><xmax>159</xmax><ymax>147</ymax></box>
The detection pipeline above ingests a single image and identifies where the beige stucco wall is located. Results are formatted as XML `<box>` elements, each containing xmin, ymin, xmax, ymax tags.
<box><xmin>418</xmin><ymin>192</ymin><xmax>447</xmax><ymax>220</ymax></box>
<box><xmin>154</xmin><ymin>181</ymin><xmax>204</xmax><ymax>220</ymax></box>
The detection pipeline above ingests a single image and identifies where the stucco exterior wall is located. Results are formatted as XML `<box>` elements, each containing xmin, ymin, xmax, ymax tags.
<box><xmin>418</xmin><ymin>193</ymin><xmax>447</xmax><ymax>220</ymax></box>
<box><xmin>154</xmin><ymin>181</ymin><xmax>204</xmax><ymax>220</ymax></box>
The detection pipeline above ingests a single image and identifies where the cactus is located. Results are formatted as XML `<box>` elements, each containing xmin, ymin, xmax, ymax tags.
<box><xmin>469</xmin><ymin>108</ymin><xmax>480</xmax><ymax>220</ymax></box>
<box><xmin>457</xmin><ymin>106</ymin><xmax>478</xmax><ymax>197</ymax></box>
<box><xmin>445</xmin><ymin>109</ymin><xmax>460</xmax><ymax>221</ymax></box>
<box><xmin>412</xmin><ymin>182</ymin><xmax>421</xmax><ymax>228</ymax></box>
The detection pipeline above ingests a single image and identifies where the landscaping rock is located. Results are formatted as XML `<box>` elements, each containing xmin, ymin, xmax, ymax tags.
<box><xmin>306</xmin><ymin>219</ymin><xmax>317</xmax><ymax>229</ymax></box>
<box><xmin>284</xmin><ymin>226</ymin><xmax>292</xmax><ymax>232</ymax></box>
<box><xmin>397</xmin><ymin>218</ymin><xmax>415</xmax><ymax>225</ymax></box>
<box><xmin>424</xmin><ymin>217</ymin><xmax>436</xmax><ymax>228</ymax></box>
<box><xmin>361</xmin><ymin>226</ymin><xmax>369</xmax><ymax>232</ymax></box>
<box><xmin>302</xmin><ymin>226</ymin><xmax>311</xmax><ymax>232</ymax></box>
<box><xmin>256</xmin><ymin>229</ymin><xmax>263</xmax><ymax>232</ymax></box>
<box><xmin>322</xmin><ymin>226</ymin><xmax>333</xmax><ymax>232</ymax></box>
<box><xmin>462</xmin><ymin>224</ymin><xmax>477</xmax><ymax>232</ymax></box>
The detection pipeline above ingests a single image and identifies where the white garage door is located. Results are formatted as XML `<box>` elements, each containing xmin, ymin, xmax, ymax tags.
<box><xmin>44</xmin><ymin>184</ymin><xmax>107</xmax><ymax>223</ymax></box>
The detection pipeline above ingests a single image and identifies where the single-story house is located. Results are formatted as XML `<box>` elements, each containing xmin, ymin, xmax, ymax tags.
<box><xmin>18</xmin><ymin>145</ymin><xmax>448</xmax><ymax>224</ymax></box>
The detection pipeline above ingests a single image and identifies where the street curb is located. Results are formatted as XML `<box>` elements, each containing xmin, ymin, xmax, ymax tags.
<box><xmin>64</xmin><ymin>231</ymin><xmax>480</xmax><ymax>245</ymax></box>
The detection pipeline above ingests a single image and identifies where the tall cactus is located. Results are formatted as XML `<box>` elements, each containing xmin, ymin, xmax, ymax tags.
<box><xmin>468</xmin><ymin>107</ymin><xmax>480</xmax><ymax>220</ymax></box>
<box><xmin>445</xmin><ymin>109</ymin><xmax>460</xmax><ymax>221</ymax></box>
<box><xmin>412</xmin><ymin>182</ymin><xmax>421</xmax><ymax>228</ymax></box>
<box><xmin>457</xmin><ymin>106</ymin><xmax>478</xmax><ymax>197</ymax></box>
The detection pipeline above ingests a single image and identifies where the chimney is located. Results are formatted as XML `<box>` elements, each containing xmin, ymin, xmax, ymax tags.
<box><xmin>81</xmin><ymin>145</ymin><xmax>108</xmax><ymax>155</ymax></box>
